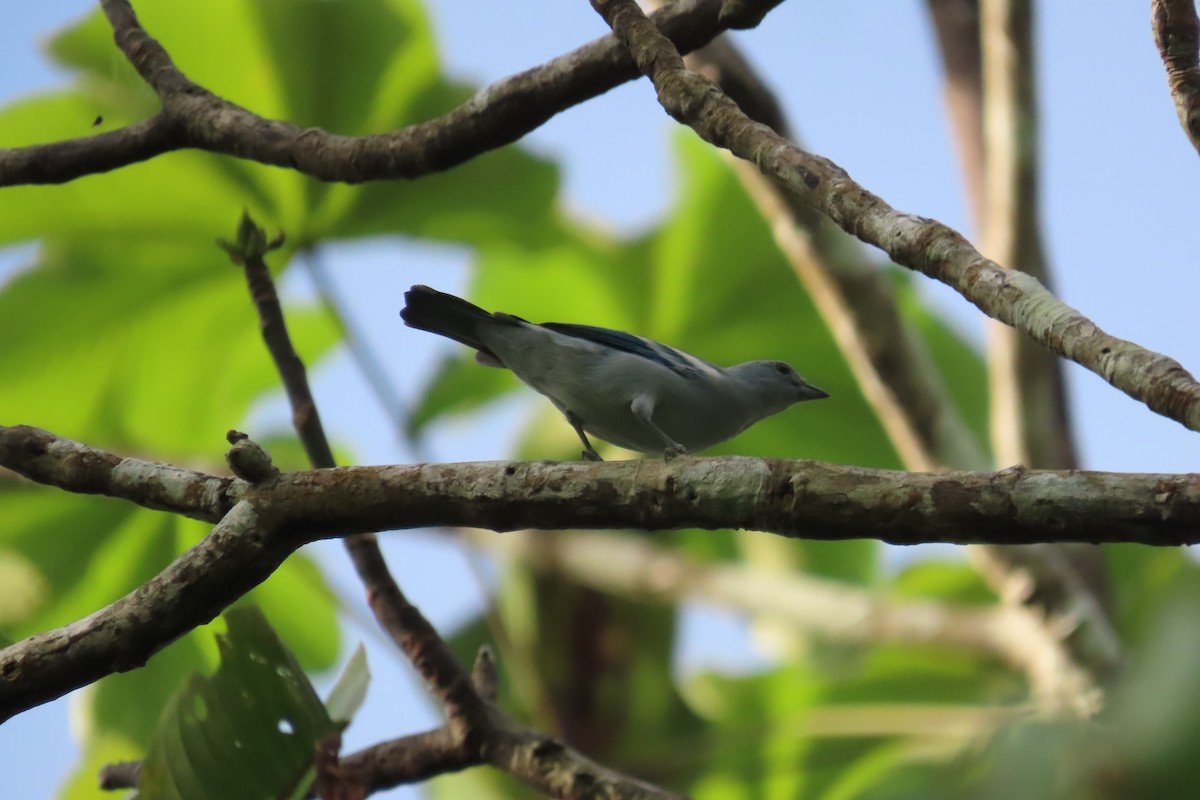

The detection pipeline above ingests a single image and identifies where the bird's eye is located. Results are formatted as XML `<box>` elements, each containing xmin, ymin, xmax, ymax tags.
<box><xmin>775</xmin><ymin>363</ymin><xmax>790</xmax><ymax>375</ymax></box>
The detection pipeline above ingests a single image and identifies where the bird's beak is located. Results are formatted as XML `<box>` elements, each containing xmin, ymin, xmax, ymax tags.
<box><xmin>800</xmin><ymin>383</ymin><xmax>829</xmax><ymax>401</ymax></box>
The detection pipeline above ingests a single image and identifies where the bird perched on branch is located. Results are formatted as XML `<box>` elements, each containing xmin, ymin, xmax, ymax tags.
<box><xmin>401</xmin><ymin>285</ymin><xmax>828</xmax><ymax>460</ymax></box>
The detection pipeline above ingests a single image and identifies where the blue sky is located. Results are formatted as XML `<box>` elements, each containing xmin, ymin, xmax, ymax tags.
<box><xmin>4</xmin><ymin>2</ymin><xmax>1200</xmax><ymax>798</ymax></box>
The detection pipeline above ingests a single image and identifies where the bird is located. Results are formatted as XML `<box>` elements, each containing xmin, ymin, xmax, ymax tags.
<box><xmin>400</xmin><ymin>285</ymin><xmax>829</xmax><ymax>460</ymax></box>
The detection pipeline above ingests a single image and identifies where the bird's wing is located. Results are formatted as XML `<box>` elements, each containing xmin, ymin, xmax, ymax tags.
<box><xmin>539</xmin><ymin>322</ymin><xmax>722</xmax><ymax>379</ymax></box>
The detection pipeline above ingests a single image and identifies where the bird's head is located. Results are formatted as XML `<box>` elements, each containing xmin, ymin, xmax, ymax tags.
<box><xmin>732</xmin><ymin>360</ymin><xmax>829</xmax><ymax>412</ymax></box>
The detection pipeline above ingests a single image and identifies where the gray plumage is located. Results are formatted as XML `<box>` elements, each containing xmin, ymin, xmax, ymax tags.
<box><xmin>400</xmin><ymin>285</ymin><xmax>828</xmax><ymax>460</ymax></box>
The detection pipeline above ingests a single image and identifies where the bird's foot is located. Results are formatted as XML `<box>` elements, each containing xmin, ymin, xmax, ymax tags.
<box><xmin>662</xmin><ymin>443</ymin><xmax>689</xmax><ymax>460</ymax></box>
<box><xmin>582</xmin><ymin>448</ymin><xmax>604</xmax><ymax>462</ymax></box>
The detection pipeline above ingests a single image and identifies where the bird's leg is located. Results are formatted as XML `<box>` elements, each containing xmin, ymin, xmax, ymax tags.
<box><xmin>630</xmin><ymin>396</ymin><xmax>688</xmax><ymax>460</ymax></box>
<box><xmin>565</xmin><ymin>411</ymin><xmax>604</xmax><ymax>462</ymax></box>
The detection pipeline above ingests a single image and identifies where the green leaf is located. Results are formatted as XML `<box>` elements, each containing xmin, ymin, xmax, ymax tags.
<box><xmin>0</xmin><ymin>240</ymin><xmax>339</xmax><ymax>457</ymax></box>
<box><xmin>0</xmin><ymin>487</ymin><xmax>125</xmax><ymax>635</ymax></box>
<box><xmin>0</xmin><ymin>495</ymin><xmax>170</xmax><ymax>638</ymax></box>
<box><xmin>891</xmin><ymin>560</ymin><xmax>996</xmax><ymax>606</ymax></box>
<box><xmin>685</xmin><ymin>666</ymin><xmax>821</xmax><ymax>799</ymax></box>
<box><xmin>246</xmin><ymin>541</ymin><xmax>342</xmax><ymax>671</ymax></box>
<box><xmin>0</xmin><ymin>93</ymin><xmax>272</xmax><ymax>246</ymax></box>
<box><xmin>89</xmin><ymin>631</ymin><xmax>214</xmax><ymax>746</ymax></box>
<box><xmin>429</xmin><ymin>767</ymin><xmax>531</xmax><ymax>800</ymax></box>
<box><xmin>683</xmin><ymin>638</ymin><xmax>1015</xmax><ymax>800</ymax></box>
<box><xmin>138</xmin><ymin>607</ymin><xmax>339</xmax><ymax>800</ymax></box>
<box><xmin>1103</xmin><ymin>543</ymin><xmax>1200</xmax><ymax>644</ymax></box>
<box><xmin>406</xmin><ymin>352</ymin><xmax>519</xmax><ymax>439</ymax></box>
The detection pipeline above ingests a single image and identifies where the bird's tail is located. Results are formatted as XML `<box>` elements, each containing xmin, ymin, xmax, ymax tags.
<box><xmin>400</xmin><ymin>285</ymin><xmax>501</xmax><ymax>358</ymax></box>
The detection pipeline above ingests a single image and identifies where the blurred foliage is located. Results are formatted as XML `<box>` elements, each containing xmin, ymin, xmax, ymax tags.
<box><xmin>2</xmin><ymin>1</ymin><xmax>1200</xmax><ymax>799</ymax></box>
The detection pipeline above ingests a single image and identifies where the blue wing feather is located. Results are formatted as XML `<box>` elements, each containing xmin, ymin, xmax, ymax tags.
<box><xmin>539</xmin><ymin>322</ymin><xmax>718</xmax><ymax>378</ymax></box>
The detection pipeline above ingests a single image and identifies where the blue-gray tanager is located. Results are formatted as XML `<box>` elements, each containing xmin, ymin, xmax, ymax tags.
<box><xmin>401</xmin><ymin>285</ymin><xmax>828</xmax><ymax>460</ymax></box>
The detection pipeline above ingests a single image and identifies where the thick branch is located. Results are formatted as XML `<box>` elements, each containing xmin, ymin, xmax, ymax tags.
<box><xmin>6</xmin><ymin>424</ymin><xmax>1200</xmax><ymax>720</ymax></box>
<box><xmin>264</xmin><ymin>461</ymin><xmax>1200</xmax><ymax>547</ymax></box>
<box><xmin>1153</xmin><ymin>0</ymin><xmax>1200</xmax><ymax>157</ymax></box>
<box><xmin>0</xmin><ymin>424</ymin><xmax>238</xmax><ymax>520</ymax></box>
<box><xmin>0</xmin><ymin>0</ymin><xmax>783</xmax><ymax>186</ymax></box>
<box><xmin>588</xmin><ymin>0</ymin><xmax>1200</xmax><ymax>440</ymax></box>
<box><xmin>6</xmin><ymin>426</ymin><xmax>1200</xmax><ymax>546</ymax></box>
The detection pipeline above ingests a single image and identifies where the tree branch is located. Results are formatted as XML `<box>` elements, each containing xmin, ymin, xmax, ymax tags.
<box><xmin>0</xmin><ymin>423</ymin><xmax>238</xmax><ymax>520</ymax></box>
<box><xmin>926</xmin><ymin>0</ymin><xmax>988</xmax><ymax>225</ymax></box>
<box><xmin>98</xmin><ymin>648</ymin><xmax>685</xmax><ymax>800</ymax></box>
<box><xmin>6</xmin><ymin>423</ymin><xmax>1200</xmax><ymax>720</ymax></box>
<box><xmin>0</xmin><ymin>0</ymin><xmax>784</xmax><ymax>187</ymax></box>
<box><xmin>1153</xmin><ymin>0</ymin><xmax>1200</xmax><ymax>157</ymax></box>
<box><xmin>673</xmin><ymin>12</ymin><xmax>1110</xmax><ymax>713</ymax></box>
<box><xmin>5</xmin><ymin>426</ymin><xmax>1200</xmax><ymax>550</ymax></box>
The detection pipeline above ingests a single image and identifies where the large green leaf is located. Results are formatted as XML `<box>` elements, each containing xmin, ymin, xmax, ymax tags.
<box><xmin>14</xmin><ymin>0</ymin><xmax>559</xmax><ymax>248</ymax></box>
<box><xmin>0</xmin><ymin>240</ymin><xmax>338</xmax><ymax>457</ymax></box>
<box><xmin>88</xmin><ymin>630</ymin><xmax>214</xmax><ymax>748</ymax></box>
<box><xmin>0</xmin><ymin>487</ymin><xmax>135</xmax><ymax>639</ymax></box>
<box><xmin>137</xmin><ymin>607</ymin><xmax>342</xmax><ymax>800</ymax></box>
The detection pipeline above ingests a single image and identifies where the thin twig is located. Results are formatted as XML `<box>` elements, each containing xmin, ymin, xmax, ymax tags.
<box><xmin>228</xmin><ymin>216</ymin><xmax>486</xmax><ymax>723</ymax></box>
